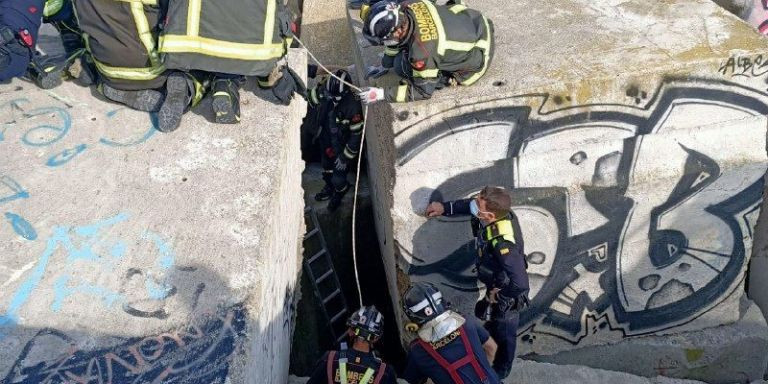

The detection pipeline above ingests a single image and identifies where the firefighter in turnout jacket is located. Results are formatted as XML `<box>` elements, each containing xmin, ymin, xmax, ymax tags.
<box><xmin>358</xmin><ymin>0</ymin><xmax>493</xmax><ymax>103</ymax></box>
<box><xmin>402</xmin><ymin>282</ymin><xmax>499</xmax><ymax>384</ymax></box>
<box><xmin>425</xmin><ymin>186</ymin><xmax>530</xmax><ymax>380</ymax></box>
<box><xmin>160</xmin><ymin>0</ymin><xmax>306</xmax><ymax>126</ymax></box>
<box><xmin>306</xmin><ymin>306</ymin><xmax>398</xmax><ymax>384</ymax></box>
<box><xmin>0</xmin><ymin>0</ymin><xmax>75</xmax><ymax>89</ymax></box>
<box><xmin>308</xmin><ymin>69</ymin><xmax>365</xmax><ymax>212</ymax></box>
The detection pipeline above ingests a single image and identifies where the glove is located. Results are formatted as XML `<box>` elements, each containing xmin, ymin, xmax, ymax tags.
<box><xmin>357</xmin><ymin>87</ymin><xmax>385</xmax><ymax>105</ymax></box>
<box><xmin>334</xmin><ymin>156</ymin><xmax>348</xmax><ymax>172</ymax></box>
<box><xmin>365</xmin><ymin>65</ymin><xmax>389</xmax><ymax>80</ymax></box>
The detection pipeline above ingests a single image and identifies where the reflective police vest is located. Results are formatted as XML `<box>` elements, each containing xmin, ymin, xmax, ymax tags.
<box><xmin>414</xmin><ymin>325</ymin><xmax>488</xmax><ymax>384</ymax></box>
<box><xmin>72</xmin><ymin>0</ymin><xmax>166</xmax><ymax>90</ymax></box>
<box><xmin>160</xmin><ymin>0</ymin><xmax>291</xmax><ymax>76</ymax></box>
<box><xmin>325</xmin><ymin>344</ymin><xmax>388</xmax><ymax>384</ymax></box>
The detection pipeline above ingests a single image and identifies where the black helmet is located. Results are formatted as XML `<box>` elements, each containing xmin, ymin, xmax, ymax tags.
<box><xmin>347</xmin><ymin>306</ymin><xmax>384</xmax><ymax>341</ymax></box>
<box><xmin>402</xmin><ymin>282</ymin><xmax>446</xmax><ymax>325</ymax></box>
<box><xmin>326</xmin><ymin>69</ymin><xmax>351</xmax><ymax>101</ymax></box>
<box><xmin>362</xmin><ymin>1</ymin><xmax>402</xmax><ymax>46</ymax></box>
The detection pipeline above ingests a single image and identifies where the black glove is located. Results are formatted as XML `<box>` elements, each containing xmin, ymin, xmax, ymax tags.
<box><xmin>272</xmin><ymin>66</ymin><xmax>307</xmax><ymax>105</ymax></box>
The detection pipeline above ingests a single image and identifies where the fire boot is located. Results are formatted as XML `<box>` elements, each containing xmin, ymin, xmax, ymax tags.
<box><xmin>27</xmin><ymin>54</ymin><xmax>63</xmax><ymax>89</ymax></box>
<box><xmin>314</xmin><ymin>183</ymin><xmax>334</xmax><ymax>202</ymax></box>
<box><xmin>157</xmin><ymin>71</ymin><xmax>193</xmax><ymax>133</ymax></box>
<box><xmin>327</xmin><ymin>183</ymin><xmax>350</xmax><ymax>212</ymax></box>
<box><xmin>101</xmin><ymin>83</ymin><xmax>163</xmax><ymax>112</ymax></box>
<box><xmin>212</xmin><ymin>77</ymin><xmax>241</xmax><ymax>124</ymax></box>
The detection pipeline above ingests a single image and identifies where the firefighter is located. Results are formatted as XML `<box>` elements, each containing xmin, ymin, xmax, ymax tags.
<box><xmin>306</xmin><ymin>69</ymin><xmax>364</xmax><ymax>212</ymax></box>
<box><xmin>0</xmin><ymin>0</ymin><xmax>70</xmax><ymax>89</ymax></box>
<box><xmin>357</xmin><ymin>0</ymin><xmax>494</xmax><ymax>104</ymax></box>
<box><xmin>159</xmin><ymin>0</ymin><xmax>306</xmax><ymax>127</ymax></box>
<box><xmin>425</xmin><ymin>186</ymin><xmax>530</xmax><ymax>380</ymax></box>
<box><xmin>402</xmin><ymin>282</ymin><xmax>499</xmax><ymax>384</ymax></box>
<box><xmin>306</xmin><ymin>306</ymin><xmax>398</xmax><ymax>384</ymax></box>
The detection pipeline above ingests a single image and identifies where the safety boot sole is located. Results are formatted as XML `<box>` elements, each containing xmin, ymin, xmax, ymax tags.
<box><xmin>157</xmin><ymin>73</ymin><xmax>188</xmax><ymax>133</ymax></box>
<box><xmin>102</xmin><ymin>84</ymin><xmax>163</xmax><ymax>112</ymax></box>
<box><xmin>212</xmin><ymin>93</ymin><xmax>240</xmax><ymax>124</ymax></box>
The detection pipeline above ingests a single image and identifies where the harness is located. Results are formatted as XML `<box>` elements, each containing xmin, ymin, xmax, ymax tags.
<box><xmin>415</xmin><ymin>325</ymin><xmax>488</xmax><ymax>384</ymax></box>
<box><xmin>326</xmin><ymin>343</ymin><xmax>387</xmax><ymax>384</ymax></box>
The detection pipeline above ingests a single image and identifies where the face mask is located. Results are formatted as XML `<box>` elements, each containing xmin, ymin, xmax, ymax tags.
<box><xmin>470</xmin><ymin>199</ymin><xmax>480</xmax><ymax>217</ymax></box>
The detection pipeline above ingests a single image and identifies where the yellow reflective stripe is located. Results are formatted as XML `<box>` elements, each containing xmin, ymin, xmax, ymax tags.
<box><xmin>360</xmin><ymin>368</ymin><xmax>376</xmax><ymax>384</ymax></box>
<box><xmin>44</xmin><ymin>0</ymin><xmax>64</xmax><ymax>17</ymax></box>
<box><xmin>395</xmin><ymin>84</ymin><xmax>408</xmax><ymax>102</ymax></box>
<box><xmin>422</xmin><ymin>0</ymin><xmax>483</xmax><ymax>54</ymax></box>
<box><xmin>349</xmin><ymin>122</ymin><xmax>364</xmax><ymax>131</ymax></box>
<box><xmin>461</xmin><ymin>17</ymin><xmax>491</xmax><ymax>85</ymax></box>
<box><xmin>160</xmin><ymin>35</ymin><xmax>285</xmax><ymax>60</ymax></box>
<box><xmin>264</xmin><ymin>0</ymin><xmax>276</xmax><ymax>44</ymax></box>
<box><xmin>450</xmin><ymin>4</ymin><xmax>467</xmax><ymax>13</ymax></box>
<box><xmin>384</xmin><ymin>47</ymin><xmax>400</xmax><ymax>57</ymax></box>
<box><xmin>188</xmin><ymin>0</ymin><xmax>202</xmax><ymax>36</ymax></box>
<box><xmin>192</xmin><ymin>75</ymin><xmax>205</xmax><ymax>106</ymax></box>
<box><xmin>413</xmin><ymin>68</ymin><xmax>439</xmax><ymax>78</ymax></box>
<box><xmin>339</xmin><ymin>360</ymin><xmax>348</xmax><ymax>384</ymax></box>
<box><xmin>344</xmin><ymin>147</ymin><xmax>358</xmax><ymax>158</ymax></box>
<box><xmin>93</xmin><ymin>58</ymin><xmax>165</xmax><ymax>81</ymax></box>
<box><xmin>130</xmin><ymin>2</ymin><xmax>159</xmax><ymax>67</ymax></box>
<box><xmin>310</xmin><ymin>87</ymin><xmax>320</xmax><ymax>104</ymax></box>
<box><xmin>115</xmin><ymin>0</ymin><xmax>158</xmax><ymax>4</ymax></box>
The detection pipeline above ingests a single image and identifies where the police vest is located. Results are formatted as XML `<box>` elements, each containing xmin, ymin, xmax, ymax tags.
<box><xmin>325</xmin><ymin>345</ymin><xmax>388</xmax><ymax>384</ymax></box>
<box><xmin>72</xmin><ymin>0</ymin><xmax>166</xmax><ymax>89</ymax></box>
<box><xmin>415</xmin><ymin>325</ymin><xmax>488</xmax><ymax>384</ymax></box>
<box><xmin>159</xmin><ymin>0</ymin><xmax>291</xmax><ymax>76</ymax></box>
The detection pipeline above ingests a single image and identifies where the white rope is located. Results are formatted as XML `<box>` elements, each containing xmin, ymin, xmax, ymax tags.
<box><xmin>295</xmin><ymin>35</ymin><xmax>366</xmax><ymax>308</ymax></box>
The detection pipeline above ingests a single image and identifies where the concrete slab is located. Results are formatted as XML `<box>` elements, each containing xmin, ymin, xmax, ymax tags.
<box><xmin>531</xmin><ymin>298</ymin><xmax>768</xmax><ymax>383</ymax></box>
<box><xmin>0</xmin><ymin>51</ymin><xmax>307</xmax><ymax>384</ymax></box>
<box><xmin>348</xmin><ymin>0</ymin><xmax>768</xmax><ymax>365</ymax></box>
<box><xmin>300</xmin><ymin>0</ymin><xmax>357</xmax><ymax>68</ymax></box>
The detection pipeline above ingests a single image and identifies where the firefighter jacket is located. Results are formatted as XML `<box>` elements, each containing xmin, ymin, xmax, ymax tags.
<box><xmin>383</xmin><ymin>0</ymin><xmax>493</xmax><ymax>102</ymax></box>
<box><xmin>160</xmin><ymin>0</ymin><xmax>293</xmax><ymax>76</ymax></box>
<box><xmin>306</xmin><ymin>344</ymin><xmax>398</xmax><ymax>384</ymax></box>
<box><xmin>72</xmin><ymin>0</ymin><xmax>166</xmax><ymax>90</ymax></box>
<box><xmin>309</xmin><ymin>84</ymin><xmax>365</xmax><ymax>161</ymax></box>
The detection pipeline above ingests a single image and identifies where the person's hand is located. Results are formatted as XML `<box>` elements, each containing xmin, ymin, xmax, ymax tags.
<box><xmin>366</xmin><ymin>65</ymin><xmax>389</xmax><ymax>80</ymax></box>
<box><xmin>425</xmin><ymin>202</ymin><xmax>445</xmax><ymax>217</ymax></box>
<box><xmin>334</xmin><ymin>156</ymin><xmax>348</xmax><ymax>172</ymax></box>
<box><xmin>357</xmin><ymin>87</ymin><xmax>385</xmax><ymax>105</ymax></box>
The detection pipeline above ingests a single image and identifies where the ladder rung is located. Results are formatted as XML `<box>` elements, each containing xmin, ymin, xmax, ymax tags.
<box><xmin>316</xmin><ymin>269</ymin><xmax>334</xmax><ymax>283</ymax></box>
<box><xmin>304</xmin><ymin>228</ymin><xmax>320</xmax><ymax>239</ymax></box>
<box><xmin>322</xmin><ymin>289</ymin><xmax>341</xmax><ymax>305</ymax></box>
<box><xmin>330</xmin><ymin>309</ymin><xmax>348</xmax><ymax>323</ymax></box>
<box><xmin>307</xmin><ymin>250</ymin><xmax>327</xmax><ymax>265</ymax></box>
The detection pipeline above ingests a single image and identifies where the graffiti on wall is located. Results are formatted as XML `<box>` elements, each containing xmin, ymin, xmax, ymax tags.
<box><xmin>399</xmin><ymin>79</ymin><xmax>767</xmax><ymax>348</ymax></box>
<box><xmin>2</xmin><ymin>305</ymin><xmax>246</xmax><ymax>384</ymax></box>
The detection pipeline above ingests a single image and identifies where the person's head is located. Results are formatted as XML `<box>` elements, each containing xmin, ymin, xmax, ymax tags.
<box><xmin>362</xmin><ymin>1</ymin><xmax>410</xmax><ymax>47</ymax></box>
<box><xmin>346</xmin><ymin>306</ymin><xmax>384</xmax><ymax>345</ymax></box>
<box><xmin>402</xmin><ymin>282</ymin><xmax>446</xmax><ymax>325</ymax></box>
<box><xmin>326</xmin><ymin>69</ymin><xmax>352</xmax><ymax>102</ymax></box>
<box><xmin>471</xmin><ymin>186</ymin><xmax>512</xmax><ymax>225</ymax></box>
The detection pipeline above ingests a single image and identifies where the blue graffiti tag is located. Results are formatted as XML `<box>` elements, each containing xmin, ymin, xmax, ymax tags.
<box><xmin>4</xmin><ymin>212</ymin><xmax>37</xmax><ymax>240</ymax></box>
<box><xmin>0</xmin><ymin>98</ymin><xmax>30</xmax><ymax>142</ymax></box>
<box><xmin>99</xmin><ymin>109</ymin><xmax>157</xmax><ymax>147</ymax></box>
<box><xmin>45</xmin><ymin>144</ymin><xmax>88</xmax><ymax>167</ymax></box>
<box><xmin>0</xmin><ymin>176</ymin><xmax>29</xmax><ymax>205</ymax></box>
<box><xmin>21</xmin><ymin>107</ymin><xmax>72</xmax><ymax>147</ymax></box>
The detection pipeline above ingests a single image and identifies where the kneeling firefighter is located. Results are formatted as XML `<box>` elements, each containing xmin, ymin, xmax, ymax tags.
<box><xmin>402</xmin><ymin>282</ymin><xmax>500</xmax><ymax>384</ymax></box>
<box><xmin>159</xmin><ymin>0</ymin><xmax>306</xmax><ymax>126</ymax></box>
<box><xmin>0</xmin><ymin>0</ymin><xmax>77</xmax><ymax>88</ymax></box>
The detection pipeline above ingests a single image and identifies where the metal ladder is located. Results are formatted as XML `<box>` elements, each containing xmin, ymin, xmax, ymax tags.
<box><xmin>303</xmin><ymin>207</ymin><xmax>349</xmax><ymax>344</ymax></box>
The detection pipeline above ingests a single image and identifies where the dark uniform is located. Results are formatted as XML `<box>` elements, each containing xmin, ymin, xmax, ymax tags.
<box><xmin>307</xmin><ymin>343</ymin><xmax>398</xmax><ymax>384</ymax></box>
<box><xmin>306</xmin><ymin>75</ymin><xmax>365</xmax><ymax>203</ymax></box>
<box><xmin>402</xmin><ymin>316</ymin><xmax>499</xmax><ymax>384</ymax></box>
<box><xmin>383</xmin><ymin>0</ymin><xmax>494</xmax><ymax>102</ymax></box>
<box><xmin>439</xmin><ymin>198</ymin><xmax>529</xmax><ymax>379</ymax></box>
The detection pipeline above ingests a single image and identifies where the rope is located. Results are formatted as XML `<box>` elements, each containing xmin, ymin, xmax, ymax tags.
<box><xmin>295</xmin><ymin>35</ymin><xmax>366</xmax><ymax>308</ymax></box>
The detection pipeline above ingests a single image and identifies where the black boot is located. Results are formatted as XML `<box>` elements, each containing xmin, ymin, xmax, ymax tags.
<box><xmin>212</xmin><ymin>78</ymin><xmax>241</xmax><ymax>124</ymax></box>
<box><xmin>28</xmin><ymin>54</ymin><xmax>63</xmax><ymax>90</ymax></box>
<box><xmin>328</xmin><ymin>184</ymin><xmax>350</xmax><ymax>212</ymax></box>
<box><xmin>314</xmin><ymin>183</ymin><xmax>334</xmax><ymax>202</ymax></box>
<box><xmin>157</xmin><ymin>72</ymin><xmax>191</xmax><ymax>133</ymax></box>
<box><xmin>101</xmin><ymin>83</ymin><xmax>164</xmax><ymax>112</ymax></box>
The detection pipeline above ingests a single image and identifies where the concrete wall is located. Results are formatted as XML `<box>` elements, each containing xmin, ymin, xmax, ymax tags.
<box><xmin>0</xmin><ymin>50</ymin><xmax>307</xmax><ymax>383</ymax></box>
<box><xmin>349</xmin><ymin>0</ymin><xmax>768</xmax><ymax>379</ymax></box>
<box><xmin>300</xmin><ymin>0</ymin><xmax>356</xmax><ymax>68</ymax></box>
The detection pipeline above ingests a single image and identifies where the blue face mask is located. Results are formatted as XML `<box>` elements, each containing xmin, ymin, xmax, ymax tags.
<box><xmin>470</xmin><ymin>199</ymin><xmax>480</xmax><ymax>217</ymax></box>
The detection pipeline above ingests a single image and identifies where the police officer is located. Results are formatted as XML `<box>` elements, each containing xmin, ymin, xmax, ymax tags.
<box><xmin>357</xmin><ymin>0</ymin><xmax>493</xmax><ymax>103</ymax></box>
<box><xmin>0</xmin><ymin>0</ymin><xmax>67</xmax><ymax>89</ymax></box>
<box><xmin>308</xmin><ymin>69</ymin><xmax>365</xmax><ymax>212</ymax></box>
<box><xmin>425</xmin><ymin>186</ymin><xmax>529</xmax><ymax>380</ymax></box>
<box><xmin>402</xmin><ymin>282</ymin><xmax>499</xmax><ymax>384</ymax></box>
<box><xmin>307</xmin><ymin>306</ymin><xmax>398</xmax><ymax>384</ymax></box>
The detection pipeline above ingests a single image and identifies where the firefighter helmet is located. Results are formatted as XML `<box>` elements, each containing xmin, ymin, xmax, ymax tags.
<box><xmin>403</xmin><ymin>282</ymin><xmax>446</xmax><ymax>325</ymax></box>
<box><xmin>326</xmin><ymin>69</ymin><xmax>351</xmax><ymax>101</ymax></box>
<box><xmin>362</xmin><ymin>1</ymin><xmax>402</xmax><ymax>46</ymax></box>
<box><xmin>347</xmin><ymin>306</ymin><xmax>384</xmax><ymax>341</ymax></box>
